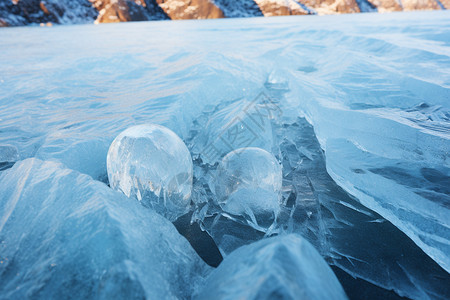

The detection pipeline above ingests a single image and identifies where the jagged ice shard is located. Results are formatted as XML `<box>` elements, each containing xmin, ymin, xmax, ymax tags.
<box><xmin>0</xmin><ymin>159</ymin><xmax>210</xmax><ymax>299</ymax></box>
<box><xmin>0</xmin><ymin>11</ymin><xmax>449</xmax><ymax>299</ymax></box>
<box><xmin>107</xmin><ymin>124</ymin><xmax>193</xmax><ymax>221</ymax></box>
<box><xmin>195</xmin><ymin>234</ymin><xmax>347</xmax><ymax>300</ymax></box>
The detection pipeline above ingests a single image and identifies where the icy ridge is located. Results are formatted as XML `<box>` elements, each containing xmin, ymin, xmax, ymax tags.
<box><xmin>0</xmin><ymin>158</ymin><xmax>211</xmax><ymax>299</ymax></box>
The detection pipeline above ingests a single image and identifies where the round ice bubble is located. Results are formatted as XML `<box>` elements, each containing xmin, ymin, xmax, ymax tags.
<box><xmin>215</xmin><ymin>147</ymin><xmax>282</xmax><ymax>229</ymax></box>
<box><xmin>107</xmin><ymin>124</ymin><xmax>193</xmax><ymax>221</ymax></box>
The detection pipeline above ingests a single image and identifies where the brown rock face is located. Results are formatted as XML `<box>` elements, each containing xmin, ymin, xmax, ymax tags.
<box><xmin>91</xmin><ymin>0</ymin><xmax>137</xmax><ymax>23</ymax></box>
<box><xmin>439</xmin><ymin>0</ymin><xmax>450</xmax><ymax>8</ymax></box>
<box><xmin>300</xmin><ymin>0</ymin><xmax>360</xmax><ymax>14</ymax></box>
<box><xmin>367</xmin><ymin>0</ymin><xmax>402</xmax><ymax>12</ymax></box>
<box><xmin>254</xmin><ymin>0</ymin><xmax>309</xmax><ymax>16</ymax></box>
<box><xmin>254</xmin><ymin>0</ymin><xmax>361</xmax><ymax>16</ymax></box>
<box><xmin>367</xmin><ymin>0</ymin><xmax>442</xmax><ymax>12</ymax></box>
<box><xmin>402</xmin><ymin>0</ymin><xmax>441</xmax><ymax>10</ymax></box>
<box><xmin>89</xmin><ymin>0</ymin><xmax>168</xmax><ymax>24</ymax></box>
<box><xmin>39</xmin><ymin>1</ymin><xmax>50</xmax><ymax>14</ymax></box>
<box><xmin>155</xmin><ymin>0</ymin><xmax>224</xmax><ymax>19</ymax></box>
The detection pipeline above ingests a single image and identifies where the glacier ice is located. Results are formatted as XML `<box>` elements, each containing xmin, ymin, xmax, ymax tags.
<box><xmin>107</xmin><ymin>124</ymin><xmax>193</xmax><ymax>221</ymax></box>
<box><xmin>284</xmin><ymin>64</ymin><xmax>450</xmax><ymax>273</ymax></box>
<box><xmin>214</xmin><ymin>147</ymin><xmax>282</xmax><ymax>229</ymax></box>
<box><xmin>195</xmin><ymin>234</ymin><xmax>347</xmax><ymax>300</ymax></box>
<box><xmin>0</xmin><ymin>158</ymin><xmax>210</xmax><ymax>299</ymax></box>
<box><xmin>273</xmin><ymin>119</ymin><xmax>450</xmax><ymax>299</ymax></box>
<box><xmin>325</xmin><ymin>138</ymin><xmax>450</xmax><ymax>273</ymax></box>
<box><xmin>1</xmin><ymin>11</ymin><xmax>450</xmax><ymax>299</ymax></box>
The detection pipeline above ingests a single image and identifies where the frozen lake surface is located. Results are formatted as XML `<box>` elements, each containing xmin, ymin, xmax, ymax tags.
<box><xmin>0</xmin><ymin>11</ymin><xmax>449</xmax><ymax>299</ymax></box>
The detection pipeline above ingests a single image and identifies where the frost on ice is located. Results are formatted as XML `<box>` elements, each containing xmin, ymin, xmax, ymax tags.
<box><xmin>107</xmin><ymin>124</ymin><xmax>193</xmax><ymax>221</ymax></box>
<box><xmin>0</xmin><ymin>158</ymin><xmax>210</xmax><ymax>299</ymax></box>
<box><xmin>215</xmin><ymin>147</ymin><xmax>282</xmax><ymax>229</ymax></box>
<box><xmin>195</xmin><ymin>234</ymin><xmax>347</xmax><ymax>300</ymax></box>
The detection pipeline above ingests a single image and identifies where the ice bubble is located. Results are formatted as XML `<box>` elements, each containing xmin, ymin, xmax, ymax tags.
<box><xmin>265</xmin><ymin>68</ymin><xmax>290</xmax><ymax>91</ymax></box>
<box><xmin>215</xmin><ymin>147</ymin><xmax>282</xmax><ymax>229</ymax></box>
<box><xmin>107</xmin><ymin>124</ymin><xmax>193</xmax><ymax>221</ymax></box>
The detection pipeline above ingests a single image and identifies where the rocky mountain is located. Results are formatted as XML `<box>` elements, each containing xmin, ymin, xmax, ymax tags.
<box><xmin>0</xmin><ymin>0</ymin><xmax>448</xmax><ymax>26</ymax></box>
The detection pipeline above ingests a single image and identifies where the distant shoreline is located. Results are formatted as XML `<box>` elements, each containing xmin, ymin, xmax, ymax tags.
<box><xmin>0</xmin><ymin>0</ymin><xmax>447</xmax><ymax>27</ymax></box>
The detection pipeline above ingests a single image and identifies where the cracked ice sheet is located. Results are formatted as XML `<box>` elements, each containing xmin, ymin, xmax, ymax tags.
<box><xmin>0</xmin><ymin>10</ymin><xmax>449</xmax><ymax>299</ymax></box>
<box><xmin>190</xmin><ymin>112</ymin><xmax>450</xmax><ymax>299</ymax></box>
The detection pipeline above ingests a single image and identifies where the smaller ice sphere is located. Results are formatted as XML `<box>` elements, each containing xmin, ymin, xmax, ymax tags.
<box><xmin>265</xmin><ymin>69</ymin><xmax>290</xmax><ymax>91</ymax></box>
<box><xmin>107</xmin><ymin>124</ymin><xmax>193</xmax><ymax>221</ymax></box>
<box><xmin>215</xmin><ymin>147</ymin><xmax>282</xmax><ymax>229</ymax></box>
